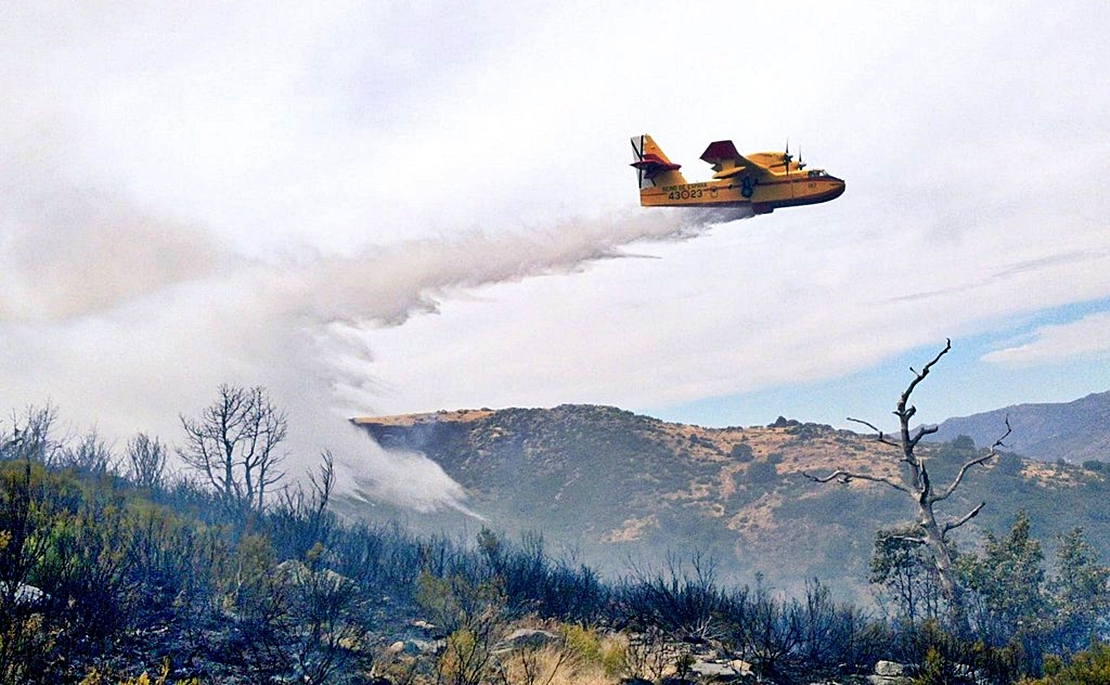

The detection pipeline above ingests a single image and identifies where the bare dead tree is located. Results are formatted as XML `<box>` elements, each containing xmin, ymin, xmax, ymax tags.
<box><xmin>61</xmin><ymin>428</ymin><xmax>116</xmax><ymax>475</ymax></box>
<box><xmin>125</xmin><ymin>432</ymin><xmax>168</xmax><ymax>491</ymax></box>
<box><xmin>803</xmin><ymin>339</ymin><xmax>1010</xmax><ymax>623</ymax></box>
<box><xmin>3</xmin><ymin>404</ymin><xmax>63</xmax><ymax>465</ymax></box>
<box><xmin>179</xmin><ymin>384</ymin><xmax>288</xmax><ymax>514</ymax></box>
<box><xmin>273</xmin><ymin>451</ymin><xmax>338</xmax><ymax>559</ymax></box>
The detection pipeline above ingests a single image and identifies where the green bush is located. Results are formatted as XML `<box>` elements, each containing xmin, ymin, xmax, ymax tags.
<box><xmin>560</xmin><ymin>623</ymin><xmax>602</xmax><ymax>664</ymax></box>
<box><xmin>729</xmin><ymin>443</ymin><xmax>754</xmax><ymax>462</ymax></box>
<box><xmin>1022</xmin><ymin>642</ymin><xmax>1110</xmax><ymax>684</ymax></box>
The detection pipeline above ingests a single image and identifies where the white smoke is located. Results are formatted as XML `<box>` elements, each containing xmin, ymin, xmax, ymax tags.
<box><xmin>334</xmin><ymin>444</ymin><xmax>484</xmax><ymax>518</ymax></box>
<box><xmin>0</xmin><ymin>172</ymin><xmax>740</xmax><ymax>513</ymax></box>
<box><xmin>0</xmin><ymin>183</ymin><xmax>228</xmax><ymax>321</ymax></box>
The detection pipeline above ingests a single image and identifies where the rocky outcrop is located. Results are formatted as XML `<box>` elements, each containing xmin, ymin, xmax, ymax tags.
<box><xmin>865</xmin><ymin>660</ymin><xmax>911</xmax><ymax>685</ymax></box>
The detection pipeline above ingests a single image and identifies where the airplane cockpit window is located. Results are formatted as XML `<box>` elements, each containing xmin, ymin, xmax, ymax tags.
<box><xmin>807</xmin><ymin>170</ymin><xmax>827</xmax><ymax>178</ymax></box>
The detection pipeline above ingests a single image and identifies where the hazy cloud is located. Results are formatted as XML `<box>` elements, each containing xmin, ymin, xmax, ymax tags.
<box><xmin>0</xmin><ymin>184</ymin><xmax>225</xmax><ymax>321</ymax></box>
<box><xmin>983</xmin><ymin>314</ymin><xmax>1110</xmax><ymax>367</ymax></box>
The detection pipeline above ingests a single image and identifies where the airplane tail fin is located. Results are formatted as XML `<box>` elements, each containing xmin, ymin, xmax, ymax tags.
<box><xmin>630</xmin><ymin>134</ymin><xmax>687</xmax><ymax>189</ymax></box>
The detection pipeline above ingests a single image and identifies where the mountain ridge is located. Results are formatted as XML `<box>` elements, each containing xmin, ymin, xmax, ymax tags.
<box><xmin>350</xmin><ymin>399</ymin><xmax>1110</xmax><ymax>599</ymax></box>
<box><xmin>932</xmin><ymin>390</ymin><xmax>1110</xmax><ymax>462</ymax></box>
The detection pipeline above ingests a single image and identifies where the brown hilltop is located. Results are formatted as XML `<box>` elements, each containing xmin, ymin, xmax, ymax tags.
<box><xmin>352</xmin><ymin>404</ymin><xmax>900</xmax><ymax>482</ymax></box>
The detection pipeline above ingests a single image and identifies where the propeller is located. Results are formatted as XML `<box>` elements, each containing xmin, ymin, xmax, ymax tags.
<box><xmin>782</xmin><ymin>139</ymin><xmax>793</xmax><ymax>174</ymax></box>
<box><xmin>797</xmin><ymin>146</ymin><xmax>806</xmax><ymax>171</ymax></box>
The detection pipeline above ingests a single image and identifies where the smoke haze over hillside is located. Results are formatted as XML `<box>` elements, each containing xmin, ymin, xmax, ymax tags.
<box><xmin>0</xmin><ymin>156</ymin><xmax>733</xmax><ymax>510</ymax></box>
<box><xmin>0</xmin><ymin>18</ymin><xmax>739</xmax><ymax>512</ymax></box>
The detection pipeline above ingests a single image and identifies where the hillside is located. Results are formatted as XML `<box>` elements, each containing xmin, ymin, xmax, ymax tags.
<box><xmin>932</xmin><ymin>390</ymin><xmax>1110</xmax><ymax>463</ymax></box>
<box><xmin>351</xmin><ymin>404</ymin><xmax>1110</xmax><ymax>599</ymax></box>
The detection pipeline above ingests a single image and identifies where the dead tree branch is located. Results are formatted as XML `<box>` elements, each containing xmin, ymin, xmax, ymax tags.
<box><xmin>846</xmin><ymin>417</ymin><xmax>897</xmax><ymax>447</ymax></box>
<box><xmin>887</xmin><ymin>531</ymin><xmax>928</xmax><ymax>546</ymax></box>
<box><xmin>933</xmin><ymin>418</ymin><xmax>1011</xmax><ymax>505</ymax></box>
<box><xmin>942</xmin><ymin>502</ymin><xmax>986</xmax><ymax>535</ymax></box>
<box><xmin>801</xmin><ymin>469</ymin><xmax>912</xmax><ymax>494</ymax></box>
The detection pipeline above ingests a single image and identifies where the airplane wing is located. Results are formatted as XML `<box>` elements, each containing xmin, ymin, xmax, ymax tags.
<box><xmin>699</xmin><ymin>140</ymin><xmax>774</xmax><ymax>181</ymax></box>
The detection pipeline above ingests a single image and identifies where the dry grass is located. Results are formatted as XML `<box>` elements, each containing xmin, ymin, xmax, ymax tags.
<box><xmin>496</xmin><ymin>645</ymin><xmax>617</xmax><ymax>685</ymax></box>
<box><xmin>1021</xmin><ymin>461</ymin><xmax>1084</xmax><ymax>488</ymax></box>
<box><xmin>374</xmin><ymin>621</ymin><xmax>629</xmax><ymax>685</ymax></box>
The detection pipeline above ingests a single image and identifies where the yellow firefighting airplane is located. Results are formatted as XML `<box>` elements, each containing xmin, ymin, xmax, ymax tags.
<box><xmin>631</xmin><ymin>134</ymin><xmax>845</xmax><ymax>214</ymax></box>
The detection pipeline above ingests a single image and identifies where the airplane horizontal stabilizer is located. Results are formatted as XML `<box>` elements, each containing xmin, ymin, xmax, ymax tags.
<box><xmin>630</xmin><ymin>153</ymin><xmax>681</xmax><ymax>174</ymax></box>
<box><xmin>630</xmin><ymin>134</ymin><xmax>687</xmax><ymax>189</ymax></box>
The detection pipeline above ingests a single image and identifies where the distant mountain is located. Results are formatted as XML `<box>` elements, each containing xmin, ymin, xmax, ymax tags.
<box><xmin>932</xmin><ymin>391</ymin><xmax>1110</xmax><ymax>463</ymax></box>
<box><xmin>349</xmin><ymin>404</ymin><xmax>1110</xmax><ymax>600</ymax></box>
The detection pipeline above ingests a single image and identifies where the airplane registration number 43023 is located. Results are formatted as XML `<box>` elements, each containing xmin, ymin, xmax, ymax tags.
<box><xmin>668</xmin><ymin>188</ymin><xmax>705</xmax><ymax>200</ymax></box>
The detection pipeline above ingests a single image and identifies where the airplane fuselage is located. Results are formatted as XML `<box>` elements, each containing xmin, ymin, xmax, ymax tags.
<box><xmin>639</xmin><ymin>169</ymin><xmax>845</xmax><ymax>214</ymax></box>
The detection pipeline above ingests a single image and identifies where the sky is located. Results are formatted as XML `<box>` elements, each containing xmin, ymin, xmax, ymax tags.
<box><xmin>3</xmin><ymin>2</ymin><xmax>1110</xmax><ymax>506</ymax></box>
